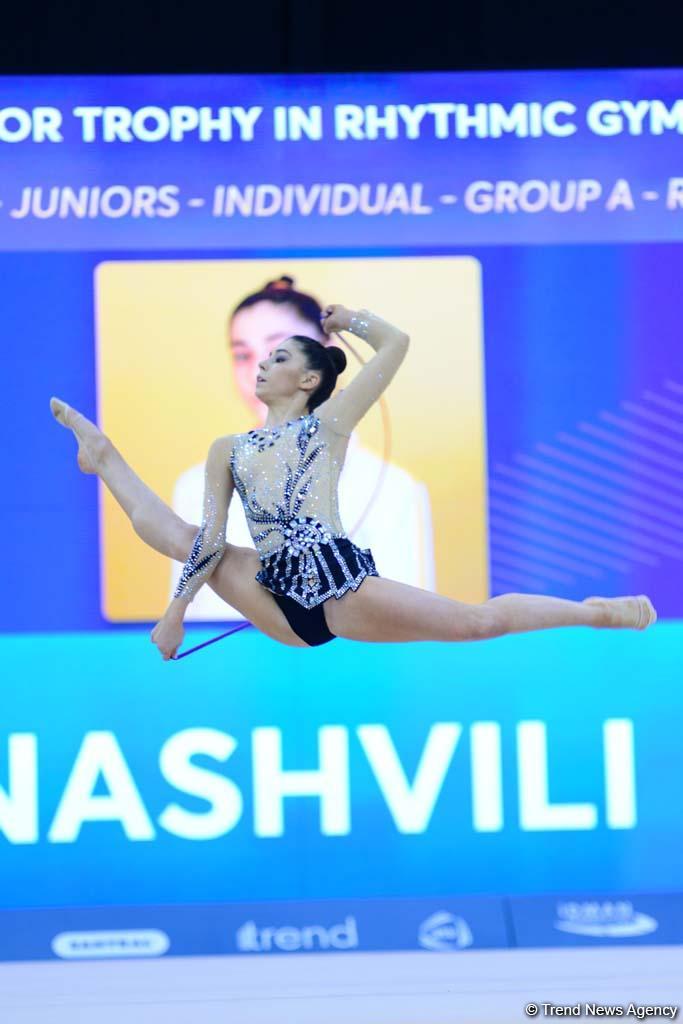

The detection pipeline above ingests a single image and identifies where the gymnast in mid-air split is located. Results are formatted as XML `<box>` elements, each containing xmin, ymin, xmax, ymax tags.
<box><xmin>50</xmin><ymin>304</ymin><xmax>657</xmax><ymax>660</ymax></box>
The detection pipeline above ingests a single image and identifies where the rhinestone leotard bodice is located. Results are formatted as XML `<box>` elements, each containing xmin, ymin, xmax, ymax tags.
<box><xmin>229</xmin><ymin>412</ymin><xmax>346</xmax><ymax>559</ymax></box>
<box><xmin>229</xmin><ymin>412</ymin><xmax>379</xmax><ymax>608</ymax></box>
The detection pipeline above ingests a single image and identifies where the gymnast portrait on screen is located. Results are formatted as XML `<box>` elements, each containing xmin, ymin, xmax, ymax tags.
<box><xmin>50</xmin><ymin>301</ymin><xmax>657</xmax><ymax>660</ymax></box>
<box><xmin>167</xmin><ymin>276</ymin><xmax>436</xmax><ymax>621</ymax></box>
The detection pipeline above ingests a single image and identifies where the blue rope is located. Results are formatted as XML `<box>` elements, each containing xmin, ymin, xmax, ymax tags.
<box><xmin>172</xmin><ymin>621</ymin><xmax>251</xmax><ymax>659</ymax></box>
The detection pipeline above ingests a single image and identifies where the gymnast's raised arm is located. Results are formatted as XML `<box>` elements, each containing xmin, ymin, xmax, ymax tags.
<box><xmin>315</xmin><ymin>305</ymin><xmax>410</xmax><ymax>436</ymax></box>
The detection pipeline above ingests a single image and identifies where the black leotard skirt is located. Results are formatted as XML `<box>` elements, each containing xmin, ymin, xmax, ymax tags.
<box><xmin>256</xmin><ymin>534</ymin><xmax>380</xmax><ymax>646</ymax></box>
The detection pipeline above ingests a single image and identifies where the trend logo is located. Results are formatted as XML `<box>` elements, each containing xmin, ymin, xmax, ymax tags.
<box><xmin>418</xmin><ymin>911</ymin><xmax>473</xmax><ymax>951</ymax></box>
<box><xmin>554</xmin><ymin>900</ymin><xmax>658</xmax><ymax>938</ymax></box>
<box><xmin>235</xmin><ymin>915</ymin><xmax>359</xmax><ymax>953</ymax></box>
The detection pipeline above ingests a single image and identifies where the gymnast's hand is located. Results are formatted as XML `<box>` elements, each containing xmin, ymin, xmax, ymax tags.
<box><xmin>320</xmin><ymin>304</ymin><xmax>353</xmax><ymax>336</ymax></box>
<box><xmin>151</xmin><ymin>614</ymin><xmax>185</xmax><ymax>661</ymax></box>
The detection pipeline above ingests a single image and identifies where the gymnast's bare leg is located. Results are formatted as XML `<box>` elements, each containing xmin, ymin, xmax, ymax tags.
<box><xmin>50</xmin><ymin>398</ymin><xmax>656</xmax><ymax>648</ymax></box>
<box><xmin>49</xmin><ymin>398</ymin><xmax>309</xmax><ymax>648</ymax></box>
<box><xmin>321</xmin><ymin>577</ymin><xmax>655</xmax><ymax>644</ymax></box>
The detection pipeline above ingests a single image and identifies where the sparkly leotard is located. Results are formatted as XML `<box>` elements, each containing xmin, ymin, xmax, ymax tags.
<box><xmin>229</xmin><ymin>411</ymin><xmax>378</xmax><ymax>608</ymax></box>
<box><xmin>173</xmin><ymin>309</ymin><xmax>409</xmax><ymax>622</ymax></box>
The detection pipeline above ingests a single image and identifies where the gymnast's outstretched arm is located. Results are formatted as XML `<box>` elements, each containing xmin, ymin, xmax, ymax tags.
<box><xmin>151</xmin><ymin>434</ymin><xmax>234</xmax><ymax>657</ymax></box>
<box><xmin>172</xmin><ymin>435</ymin><xmax>235</xmax><ymax>605</ymax></box>
<box><xmin>316</xmin><ymin>307</ymin><xmax>409</xmax><ymax>436</ymax></box>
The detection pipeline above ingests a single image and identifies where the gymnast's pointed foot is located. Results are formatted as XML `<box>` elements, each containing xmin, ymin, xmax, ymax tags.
<box><xmin>49</xmin><ymin>395</ymin><xmax>102</xmax><ymax>474</ymax></box>
<box><xmin>583</xmin><ymin>595</ymin><xmax>657</xmax><ymax>630</ymax></box>
<box><xmin>50</xmin><ymin>395</ymin><xmax>75</xmax><ymax>427</ymax></box>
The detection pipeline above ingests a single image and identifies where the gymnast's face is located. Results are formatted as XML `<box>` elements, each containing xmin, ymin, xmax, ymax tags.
<box><xmin>255</xmin><ymin>338</ymin><xmax>321</xmax><ymax>406</ymax></box>
<box><xmin>229</xmin><ymin>300</ymin><xmax>325</xmax><ymax>416</ymax></box>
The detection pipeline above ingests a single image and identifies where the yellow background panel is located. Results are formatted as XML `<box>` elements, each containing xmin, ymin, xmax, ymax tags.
<box><xmin>94</xmin><ymin>257</ymin><xmax>489</xmax><ymax>621</ymax></box>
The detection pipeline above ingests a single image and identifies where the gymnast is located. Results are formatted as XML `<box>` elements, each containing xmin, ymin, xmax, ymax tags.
<box><xmin>50</xmin><ymin>304</ymin><xmax>656</xmax><ymax>660</ymax></box>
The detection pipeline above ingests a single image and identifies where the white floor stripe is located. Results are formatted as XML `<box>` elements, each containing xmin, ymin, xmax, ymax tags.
<box><xmin>1</xmin><ymin>946</ymin><xmax>682</xmax><ymax>1023</ymax></box>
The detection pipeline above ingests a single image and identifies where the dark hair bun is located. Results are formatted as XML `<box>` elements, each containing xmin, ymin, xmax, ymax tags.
<box><xmin>265</xmin><ymin>275</ymin><xmax>295</xmax><ymax>292</ymax></box>
<box><xmin>326</xmin><ymin>345</ymin><xmax>347</xmax><ymax>374</ymax></box>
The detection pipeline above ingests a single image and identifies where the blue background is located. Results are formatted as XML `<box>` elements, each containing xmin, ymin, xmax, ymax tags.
<box><xmin>1</xmin><ymin>69</ymin><xmax>681</xmax><ymax>937</ymax></box>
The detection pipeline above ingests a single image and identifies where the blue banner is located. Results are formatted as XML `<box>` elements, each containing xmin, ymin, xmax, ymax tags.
<box><xmin>1</xmin><ymin>625</ymin><xmax>681</xmax><ymax>911</ymax></box>
<box><xmin>2</xmin><ymin>891</ymin><xmax>681</xmax><ymax>961</ymax></box>
<box><xmin>1</xmin><ymin>70</ymin><xmax>683</xmax><ymax>248</ymax></box>
<box><xmin>0</xmin><ymin>895</ymin><xmax>509</xmax><ymax>961</ymax></box>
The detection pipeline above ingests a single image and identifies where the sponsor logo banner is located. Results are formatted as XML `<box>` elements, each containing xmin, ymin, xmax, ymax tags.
<box><xmin>0</xmin><ymin>895</ymin><xmax>508</xmax><ymax>961</ymax></box>
<box><xmin>2</xmin><ymin>892</ymin><xmax>682</xmax><ymax>961</ymax></box>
